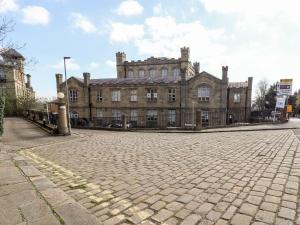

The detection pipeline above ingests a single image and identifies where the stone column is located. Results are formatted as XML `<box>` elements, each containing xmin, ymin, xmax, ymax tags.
<box><xmin>57</xmin><ymin>101</ymin><xmax>69</xmax><ymax>135</ymax></box>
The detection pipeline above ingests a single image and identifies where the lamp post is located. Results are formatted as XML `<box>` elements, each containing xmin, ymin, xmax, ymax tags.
<box><xmin>63</xmin><ymin>57</ymin><xmax>71</xmax><ymax>135</ymax></box>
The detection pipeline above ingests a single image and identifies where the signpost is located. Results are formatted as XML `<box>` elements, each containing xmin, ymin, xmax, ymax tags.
<box><xmin>275</xmin><ymin>78</ymin><xmax>293</xmax><ymax>121</ymax></box>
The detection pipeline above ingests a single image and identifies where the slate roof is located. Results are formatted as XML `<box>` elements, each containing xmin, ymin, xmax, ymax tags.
<box><xmin>0</xmin><ymin>49</ymin><xmax>25</xmax><ymax>60</ymax></box>
<box><xmin>89</xmin><ymin>77</ymin><xmax>179</xmax><ymax>86</ymax></box>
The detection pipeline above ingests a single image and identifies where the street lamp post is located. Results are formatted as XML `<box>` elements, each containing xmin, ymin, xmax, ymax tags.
<box><xmin>64</xmin><ymin>56</ymin><xmax>71</xmax><ymax>135</ymax></box>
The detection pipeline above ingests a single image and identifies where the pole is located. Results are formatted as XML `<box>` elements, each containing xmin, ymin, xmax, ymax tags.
<box><xmin>273</xmin><ymin>107</ymin><xmax>277</xmax><ymax>122</ymax></box>
<box><xmin>192</xmin><ymin>101</ymin><xmax>195</xmax><ymax>130</ymax></box>
<box><xmin>64</xmin><ymin>57</ymin><xmax>72</xmax><ymax>135</ymax></box>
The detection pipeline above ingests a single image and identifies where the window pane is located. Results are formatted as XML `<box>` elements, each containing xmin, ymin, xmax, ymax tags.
<box><xmin>139</xmin><ymin>70</ymin><xmax>145</xmax><ymax>77</ymax></box>
<box><xmin>161</xmin><ymin>69</ymin><xmax>168</xmax><ymax>78</ymax></box>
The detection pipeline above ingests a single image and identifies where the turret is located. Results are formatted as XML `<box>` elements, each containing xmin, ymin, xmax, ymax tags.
<box><xmin>180</xmin><ymin>47</ymin><xmax>190</xmax><ymax>62</ymax></box>
<box><xmin>116</xmin><ymin>52</ymin><xmax>126</xmax><ymax>66</ymax></box>
<box><xmin>193</xmin><ymin>62</ymin><xmax>200</xmax><ymax>74</ymax></box>
<box><xmin>222</xmin><ymin>66</ymin><xmax>228</xmax><ymax>83</ymax></box>
<box><xmin>83</xmin><ymin>72</ymin><xmax>91</xmax><ymax>87</ymax></box>
<box><xmin>116</xmin><ymin>52</ymin><xmax>126</xmax><ymax>78</ymax></box>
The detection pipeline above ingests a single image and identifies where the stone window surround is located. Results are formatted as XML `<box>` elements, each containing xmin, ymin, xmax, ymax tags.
<box><xmin>130</xmin><ymin>89</ymin><xmax>138</xmax><ymax>102</ymax></box>
<box><xmin>96</xmin><ymin>90</ymin><xmax>103</xmax><ymax>102</ymax></box>
<box><xmin>168</xmin><ymin>88</ymin><xmax>176</xmax><ymax>102</ymax></box>
<box><xmin>146</xmin><ymin>88</ymin><xmax>158</xmax><ymax>102</ymax></box>
<box><xmin>69</xmin><ymin>89</ymin><xmax>78</xmax><ymax>102</ymax></box>
<box><xmin>197</xmin><ymin>84</ymin><xmax>211</xmax><ymax>102</ymax></box>
<box><xmin>112</xmin><ymin>90</ymin><xmax>121</xmax><ymax>102</ymax></box>
<box><xmin>233</xmin><ymin>92</ymin><xmax>241</xmax><ymax>103</ymax></box>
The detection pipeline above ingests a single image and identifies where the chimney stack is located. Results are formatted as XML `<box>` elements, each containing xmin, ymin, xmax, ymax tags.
<box><xmin>55</xmin><ymin>73</ymin><xmax>63</xmax><ymax>93</ymax></box>
<box><xmin>83</xmin><ymin>72</ymin><xmax>91</xmax><ymax>87</ymax></box>
<box><xmin>222</xmin><ymin>66</ymin><xmax>228</xmax><ymax>82</ymax></box>
<box><xmin>26</xmin><ymin>74</ymin><xmax>31</xmax><ymax>88</ymax></box>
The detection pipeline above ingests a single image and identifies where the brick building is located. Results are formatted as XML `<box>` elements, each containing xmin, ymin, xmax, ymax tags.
<box><xmin>56</xmin><ymin>47</ymin><xmax>252</xmax><ymax>128</ymax></box>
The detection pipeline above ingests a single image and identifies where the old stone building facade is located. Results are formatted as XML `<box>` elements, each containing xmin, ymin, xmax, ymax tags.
<box><xmin>56</xmin><ymin>47</ymin><xmax>252</xmax><ymax>128</ymax></box>
<box><xmin>0</xmin><ymin>49</ymin><xmax>35</xmax><ymax>111</ymax></box>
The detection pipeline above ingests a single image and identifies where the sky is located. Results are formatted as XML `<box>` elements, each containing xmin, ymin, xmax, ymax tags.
<box><xmin>1</xmin><ymin>0</ymin><xmax>300</xmax><ymax>98</ymax></box>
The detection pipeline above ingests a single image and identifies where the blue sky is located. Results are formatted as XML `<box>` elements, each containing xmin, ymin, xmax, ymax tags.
<box><xmin>1</xmin><ymin>0</ymin><xmax>300</xmax><ymax>98</ymax></box>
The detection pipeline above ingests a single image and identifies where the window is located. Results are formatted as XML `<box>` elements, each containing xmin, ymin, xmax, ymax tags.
<box><xmin>130</xmin><ymin>110</ymin><xmax>138</xmax><ymax>121</ymax></box>
<box><xmin>69</xmin><ymin>89</ymin><xmax>78</xmax><ymax>102</ymax></box>
<box><xmin>147</xmin><ymin>110</ymin><xmax>158</xmax><ymax>121</ymax></box>
<box><xmin>161</xmin><ymin>68</ymin><xmax>168</xmax><ymax>78</ymax></box>
<box><xmin>234</xmin><ymin>93</ymin><xmax>241</xmax><ymax>103</ymax></box>
<box><xmin>139</xmin><ymin>70</ymin><xmax>145</xmax><ymax>77</ymax></box>
<box><xmin>70</xmin><ymin>111</ymin><xmax>79</xmax><ymax>119</ymax></box>
<box><xmin>168</xmin><ymin>89</ymin><xmax>176</xmax><ymax>102</ymax></box>
<box><xmin>112</xmin><ymin>109</ymin><xmax>121</xmax><ymax>120</ymax></box>
<box><xmin>112</xmin><ymin>90</ymin><xmax>121</xmax><ymax>102</ymax></box>
<box><xmin>173</xmin><ymin>68</ymin><xmax>180</xmax><ymax>79</ymax></box>
<box><xmin>96</xmin><ymin>109</ymin><xmax>102</xmax><ymax>118</ymax></box>
<box><xmin>168</xmin><ymin>110</ymin><xmax>176</xmax><ymax>125</ymax></box>
<box><xmin>130</xmin><ymin>89</ymin><xmax>137</xmax><ymax>102</ymax></box>
<box><xmin>201</xmin><ymin>111</ymin><xmax>209</xmax><ymax>124</ymax></box>
<box><xmin>147</xmin><ymin>89</ymin><xmax>158</xmax><ymax>102</ymax></box>
<box><xmin>149</xmin><ymin>69</ymin><xmax>156</xmax><ymax>78</ymax></box>
<box><xmin>128</xmin><ymin>70</ymin><xmax>134</xmax><ymax>78</ymax></box>
<box><xmin>96</xmin><ymin>91</ymin><xmax>103</xmax><ymax>102</ymax></box>
<box><xmin>198</xmin><ymin>87</ymin><xmax>210</xmax><ymax>101</ymax></box>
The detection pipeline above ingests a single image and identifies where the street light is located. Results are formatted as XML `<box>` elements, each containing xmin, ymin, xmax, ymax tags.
<box><xmin>63</xmin><ymin>57</ymin><xmax>71</xmax><ymax>135</ymax></box>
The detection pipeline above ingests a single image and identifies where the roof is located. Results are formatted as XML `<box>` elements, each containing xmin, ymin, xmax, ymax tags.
<box><xmin>0</xmin><ymin>49</ymin><xmax>25</xmax><ymax>60</ymax></box>
<box><xmin>228</xmin><ymin>81</ymin><xmax>248</xmax><ymax>88</ymax></box>
<box><xmin>89</xmin><ymin>77</ymin><xmax>179</xmax><ymax>86</ymax></box>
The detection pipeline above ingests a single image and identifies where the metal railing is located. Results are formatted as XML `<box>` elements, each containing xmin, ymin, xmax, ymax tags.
<box><xmin>24</xmin><ymin>110</ymin><xmax>58</xmax><ymax>133</ymax></box>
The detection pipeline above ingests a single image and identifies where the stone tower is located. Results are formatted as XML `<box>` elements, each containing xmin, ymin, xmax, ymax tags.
<box><xmin>116</xmin><ymin>52</ymin><xmax>126</xmax><ymax>79</ymax></box>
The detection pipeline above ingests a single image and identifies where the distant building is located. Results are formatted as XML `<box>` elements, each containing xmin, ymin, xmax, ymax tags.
<box><xmin>56</xmin><ymin>47</ymin><xmax>253</xmax><ymax>128</ymax></box>
<box><xmin>0</xmin><ymin>49</ymin><xmax>35</xmax><ymax>113</ymax></box>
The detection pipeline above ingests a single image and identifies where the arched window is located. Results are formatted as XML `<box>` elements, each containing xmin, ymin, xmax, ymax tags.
<box><xmin>128</xmin><ymin>70</ymin><xmax>134</xmax><ymax>78</ymax></box>
<box><xmin>149</xmin><ymin>69</ymin><xmax>156</xmax><ymax>78</ymax></box>
<box><xmin>161</xmin><ymin>68</ymin><xmax>168</xmax><ymax>78</ymax></box>
<box><xmin>138</xmin><ymin>70</ymin><xmax>145</xmax><ymax>77</ymax></box>
<box><xmin>173</xmin><ymin>68</ymin><xmax>180</xmax><ymax>79</ymax></box>
<box><xmin>198</xmin><ymin>86</ymin><xmax>210</xmax><ymax>101</ymax></box>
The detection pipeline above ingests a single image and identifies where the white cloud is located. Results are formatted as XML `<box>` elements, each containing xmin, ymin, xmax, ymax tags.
<box><xmin>110</xmin><ymin>22</ymin><xmax>144</xmax><ymax>43</ymax></box>
<box><xmin>134</xmin><ymin>16</ymin><xmax>227</xmax><ymax>61</ymax></box>
<box><xmin>116</xmin><ymin>0</ymin><xmax>144</xmax><ymax>16</ymax></box>
<box><xmin>22</xmin><ymin>6</ymin><xmax>50</xmax><ymax>25</ymax></box>
<box><xmin>52</xmin><ymin>59</ymin><xmax>80</xmax><ymax>71</ymax></box>
<box><xmin>70</xmin><ymin>13</ymin><xmax>97</xmax><ymax>34</ymax></box>
<box><xmin>199</xmin><ymin>0</ymin><xmax>300</xmax><ymax>92</ymax></box>
<box><xmin>88</xmin><ymin>62</ymin><xmax>100</xmax><ymax>70</ymax></box>
<box><xmin>105</xmin><ymin>60</ymin><xmax>115</xmax><ymax>67</ymax></box>
<box><xmin>153</xmin><ymin>3</ymin><xmax>162</xmax><ymax>15</ymax></box>
<box><xmin>0</xmin><ymin>0</ymin><xmax>19</xmax><ymax>14</ymax></box>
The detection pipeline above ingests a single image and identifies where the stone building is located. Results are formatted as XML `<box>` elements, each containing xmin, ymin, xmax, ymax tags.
<box><xmin>56</xmin><ymin>47</ymin><xmax>252</xmax><ymax>128</ymax></box>
<box><xmin>0</xmin><ymin>49</ymin><xmax>35</xmax><ymax>113</ymax></box>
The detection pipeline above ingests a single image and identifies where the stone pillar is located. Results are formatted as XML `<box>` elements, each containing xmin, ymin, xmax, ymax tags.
<box><xmin>57</xmin><ymin>101</ymin><xmax>69</xmax><ymax>135</ymax></box>
<box><xmin>122</xmin><ymin>114</ymin><xmax>127</xmax><ymax>130</ymax></box>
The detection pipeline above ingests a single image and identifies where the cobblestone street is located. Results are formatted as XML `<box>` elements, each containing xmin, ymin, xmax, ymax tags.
<box><xmin>15</xmin><ymin>121</ymin><xmax>300</xmax><ymax>225</ymax></box>
<box><xmin>2</xmin><ymin>118</ymin><xmax>300</xmax><ymax>224</ymax></box>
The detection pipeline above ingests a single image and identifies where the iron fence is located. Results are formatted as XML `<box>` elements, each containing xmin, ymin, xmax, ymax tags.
<box><xmin>24</xmin><ymin>110</ymin><xmax>58</xmax><ymax>132</ymax></box>
<box><xmin>70</xmin><ymin>108</ymin><xmax>266</xmax><ymax>130</ymax></box>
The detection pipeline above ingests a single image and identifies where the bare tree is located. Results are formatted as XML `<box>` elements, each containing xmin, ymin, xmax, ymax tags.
<box><xmin>253</xmin><ymin>78</ymin><xmax>269</xmax><ymax>111</ymax></box>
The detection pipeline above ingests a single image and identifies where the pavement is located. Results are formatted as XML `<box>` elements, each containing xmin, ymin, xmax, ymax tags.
<box><xmin>1</xmin><ymin>117</ymin><xmax>300</xmax><ymax>225</ymax></box>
